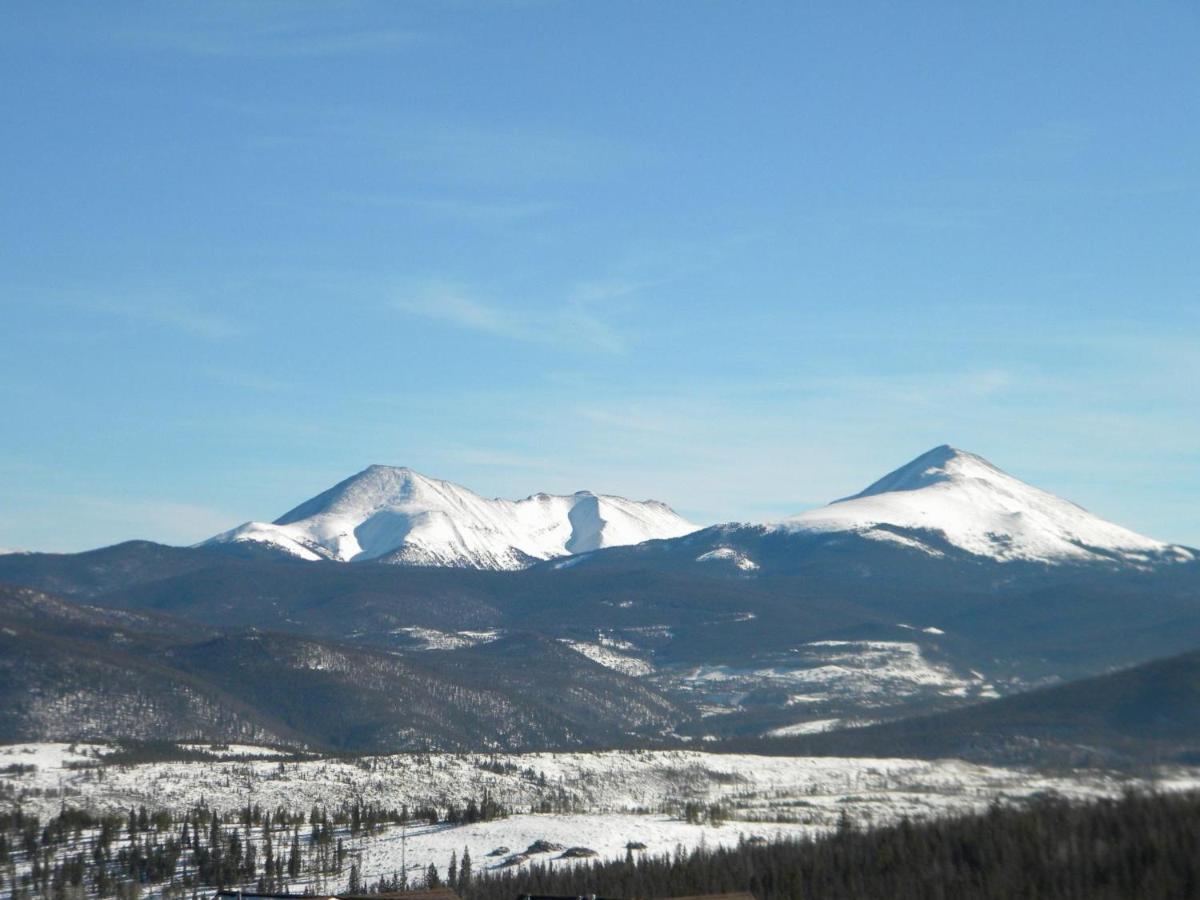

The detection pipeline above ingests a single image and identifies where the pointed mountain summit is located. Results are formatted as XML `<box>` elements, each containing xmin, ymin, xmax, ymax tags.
<box><xmin>203</xmin><ymin>465</ymin><xmax>699</xmax><ymax>570</ymax></box>
<box><xmin>780</xmin><ymin>445</ymin><xmax>1191</xmax><ymax>565</ymax></box>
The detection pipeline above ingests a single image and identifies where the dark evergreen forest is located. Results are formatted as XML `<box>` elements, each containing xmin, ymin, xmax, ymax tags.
<box><xmin>458</xmin><ymin>791</ymin><xmax>1200</xmax><ymax>900</ymax></box>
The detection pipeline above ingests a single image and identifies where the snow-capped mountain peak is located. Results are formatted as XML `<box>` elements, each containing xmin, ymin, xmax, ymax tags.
<box><xmin>779</xmin><ymin>445</ymin><xmax>1192</xmax><ymax>565</ymax></box>
<box><xmin>202</xmin><ymin>465</ymin><xmax>699</xmax><ymax>569</ymax></box>
<box><xmin>836</xmin><ymin>444</ymin><xmax>999</xmax><ymax>500</ymax></box>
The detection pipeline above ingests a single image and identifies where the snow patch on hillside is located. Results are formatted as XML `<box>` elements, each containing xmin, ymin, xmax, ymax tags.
<box><xmin>562</xmin><ymin>640</ymin><xmax>654</xmax><ymax>676</ymax></box>
<box><xmin>176</xmin><ymin>744</ymin><xmax>303</xmax><ymax>759</ymax></box>
<box><xmin>696</xmin><ymin>547</ymin><xmax>760</xmax><ymax>571</ymax></box>
<box><xmin>673</xmin><ymin>640</ymin><xmax>989</xmax><ymax>712</ymax></box>
<box><xmin>766</xmin><ymin>718</ymin><xmax>845</xmax><ymax>737</ymax></box>
<box><xmin>392</xmin><ymin>627</ymin><xmax>503</xmax><ymax>651</ymax></box>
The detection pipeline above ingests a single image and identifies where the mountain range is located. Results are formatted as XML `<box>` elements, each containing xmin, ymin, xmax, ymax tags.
<box><xmin>1</xmin><ymin>444</ymin><xmax>1197</xmax><ymax>762</ymax></box>
<box><xmin>199</xmin><ymin>446</ymin><xmax>1193</xmax><ymax>573</ymax></box>
<box><xmin>203</xmin><ymin>464</ymin><xmax>698</xmax><ymax>569</ymax></box>
<box><xmin>565</xmin><ymin>445</ymin><xmax>1193</xmax><ymax>577</ymax></box>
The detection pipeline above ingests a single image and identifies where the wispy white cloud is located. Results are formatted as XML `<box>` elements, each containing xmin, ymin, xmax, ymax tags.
<box><xmin>393</xmin><ymin>285</ymin><xmax>533</xmax><ymax>342</ymax></box>
<box><xmin>203</xmin><ymin>368</ymin><xmax>295</xmax><ymax>393</ymax></box>
<box><xmin>221</xmin><ymin>100</ymin><xmax>648</xmax><ymax>187</ymax></box>
<box><xmin>335</xmin><ymin>192</ymin><xmax>559</xmax><ymax>223</ymax></box>
<box><xmin>125</xmin><ymin>26</ymin><xmax>425</xmax><ymax>58</ymax></box>
<box><xmin>112</xmin><ymin>4</ymin><xmax>427</xmax><ymax>59</ymax></box>
<box><xmin>17</xmin><ymin>288</ymin><xmax>245</xmax><ymax>341</ymax></box>
<box><xmin>391</xmin><ymin>280</ymin><xmax>637</xmax><ymax>354</ymax></box>
<box><xmin>86</xmin><ymin>299</ymin><xmax>244</xmax><ymax>340</ymax></box>
<box><xmin>443</xmin><ymin>448</ymin><xmax>555</xmax><ymax>471</ymax></box>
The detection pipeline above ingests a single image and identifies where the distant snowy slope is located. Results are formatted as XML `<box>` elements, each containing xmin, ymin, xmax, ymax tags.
<box><xmin>779</xmin><ymin>445</ymin><xmax>1191</xmax><ymax>565</ymax></box>
<box><xmin>203</xmin><ymin>465</ymin><xmax>698</xmax><ymax>569</ymax></box>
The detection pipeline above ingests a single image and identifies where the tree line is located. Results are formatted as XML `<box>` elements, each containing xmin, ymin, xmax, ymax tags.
<box><xmin>0</xmin><ymin>790</ymin><xmax>508</xmax><ymax>898</ymax></box>
<box><xmin>460</xmin><ymin>790</ymin><xmax>1200</xmax><ymax>900</ymax></box>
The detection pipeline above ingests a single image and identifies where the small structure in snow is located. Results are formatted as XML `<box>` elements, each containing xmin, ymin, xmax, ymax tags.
<box><xmin>214</xmin><ymin>890</ymin><xmax>461</xmax><ymax>900</ymax></box>
<box><xmin>559</xmin><ymin>846</ymin><xmax>599</xmax><ymax>858</ymax></box>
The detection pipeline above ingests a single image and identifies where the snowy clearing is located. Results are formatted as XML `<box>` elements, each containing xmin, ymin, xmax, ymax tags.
<box><xmin>4</xmin><ymin>742</ymin><xmax>1200</xmax><ymax>895</ymax></box>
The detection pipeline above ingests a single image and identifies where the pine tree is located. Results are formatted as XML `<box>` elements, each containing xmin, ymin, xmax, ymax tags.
<box><xmin>288</xmin><ymin>833</ymin><xmax>300</xmax><ymax>878</ymax></box>
<box><xmin>460</xmin><ymin>846</ymin><xmax>472</xmax><ymax>887</ymax></box>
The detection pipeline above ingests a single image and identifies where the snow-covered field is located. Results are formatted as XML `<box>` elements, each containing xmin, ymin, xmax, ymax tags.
<box><xmin>5</xmin><ymin>743</ymin><xmax>1196</xmax><ymax>833</ymax></box>
<box><xmin>356</xmin><ymin>813</ymin><xmax>811</xmax><ymax>885</ymax></box>
<box><xmin>3</xmin><ymin>742</ymin><xmax>1199</xmax><ymax>896</ymax></box>
<box><xmin>669</xmin><ymin>638</ymin><xmax>999</xmax><ymax>725</ymax></box>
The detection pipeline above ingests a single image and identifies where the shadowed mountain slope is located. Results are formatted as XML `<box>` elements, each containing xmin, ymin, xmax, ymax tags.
<box><xmin>738</xmin><ymin>646</ymin><xmax>1200</xmax><ymax>767</ymax></box>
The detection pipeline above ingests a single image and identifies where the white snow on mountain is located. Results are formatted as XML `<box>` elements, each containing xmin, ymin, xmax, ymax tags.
<box><xmin>390</xmin><ymin>626</ymin><xmax>503</xmax><ymax>651</ymax></box>
<box><xmin>561</xmin><ymin>639</ymin><xmax>654</xmax><ymax>676</ymax></box>
<box><xmin>778</xmin><ymin>445</ymin><xmax>1194</xmax><ymax>565</ymax></box>
<box><xmin>696</xmin><ymin>547</ymin><xmax>760</xmax><ymax>570</ymax></box>
<box><xmin>202</xmin><ymin>465</ymin><xmax>698</xmax><ymax>570</ymax></box>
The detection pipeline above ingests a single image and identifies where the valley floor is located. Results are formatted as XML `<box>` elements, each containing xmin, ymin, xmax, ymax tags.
<box><xmin>4</xmin><ymin>742</ymin><xmax>1200</xmax><ymax>897</ymax></box>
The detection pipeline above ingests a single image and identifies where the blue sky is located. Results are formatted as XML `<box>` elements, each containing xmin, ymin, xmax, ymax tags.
<box><xmin>2</xmin><ymin>1</ymin><xmax>1198</xmax><ymax>551</ymax></box>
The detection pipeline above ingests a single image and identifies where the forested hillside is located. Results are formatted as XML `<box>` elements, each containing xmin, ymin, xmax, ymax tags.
<box><xmin>737</xmin><ymin>646</ymin><xmax>1200</xmax><ymax>767</ymax></box>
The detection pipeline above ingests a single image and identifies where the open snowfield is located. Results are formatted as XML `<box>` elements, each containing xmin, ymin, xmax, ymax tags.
<box><xmin>4</xmin><ymin>743</ymin><xmax>1200</xmax><ymax>896</ymax></box>
<box><xmin>355</xmin><ymin>813</ymin><xmax>814</xmax><ymax>886</ymax></box>
<box><xmin>6</xmin><ymin>743</ymin><xmax>1197</xmax><ymax>831</ymax></box>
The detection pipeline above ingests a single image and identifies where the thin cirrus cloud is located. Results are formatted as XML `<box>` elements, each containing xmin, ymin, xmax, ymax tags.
<box><xmin>202</xmin><ymin>368</ymin><xmax>295</xmax><ymax>394</ymax></box>
<box><xmin>109</xmin><ymin>4</ymin><xmax>427</xmax><ymax>59</ymax></box>
<box><xmin>391</xmin><ymin>281</ymin><xmax>632</xmax><ymax>354</ymax></box>
<box><xmin>144</xmin><ymin>27</ymin><xmax>424</xmax><ymax>58</ymax></box>
<box><xmin>84</xmin><ymin>298</ymin><xmax>244</xmax><ymax>341</ymax></box>
<box><xmin>221</xmin><ymin>99</ymin><xmax>648</xmax><ymax>187</ymax></box>
<box><xmin>333</xmin><ymin>192</ymin><xmax>559</xmax><ymax>224</ymax></box>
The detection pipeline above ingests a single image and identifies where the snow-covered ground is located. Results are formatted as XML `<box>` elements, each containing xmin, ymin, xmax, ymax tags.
<box><xmin>4</xmin><ymin>742</ymin><xmax>1199</xmax><ymax>896</ymax></box>
<box><xmin>6</xmin><ymin>743</ymin><xmax>1195</xmax><ymax>827</ymax></box>
<box><xmin>561</xmin><ymin>640</ymin><xmax>654</xmax><ymax>676</ymax></box>
<box><xmin>669</xmin><ymin>639</ymin><xmax>998</xmax><ymax>725</ymax></box>
<box><xmin>176</xmin><ymin>743</ymin><xmax>308</xmax><ymax>759</ymax></box>
<box><xmin>696</xmin><ymin>547</ymin><xmax>760</xmax><ymax>571</ymax></box>
<box><xmin>355</xmin><ymin>813</ymin><xmax>812</xmax><ymax>885</ymax></box>
<box><xmin>391</xmin><ymin>626</ymin><xmax>503</xmax><ymax>650</ymax></box>
<box><xmin>765</xmin><ymin>718</ymin><xmax>855</xmax><ymax>737</ymax></box>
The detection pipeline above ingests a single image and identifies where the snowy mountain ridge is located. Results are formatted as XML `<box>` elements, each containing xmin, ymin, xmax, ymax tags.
<box><xmin>202</xmin><ymin>464</ymin><xmax>698</xmax><ymax>570</ymax></box>
<box><xmin>777</xmin><ymin>445</ymin><xmax>1193</xmax><ymax>565</ymax></box>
